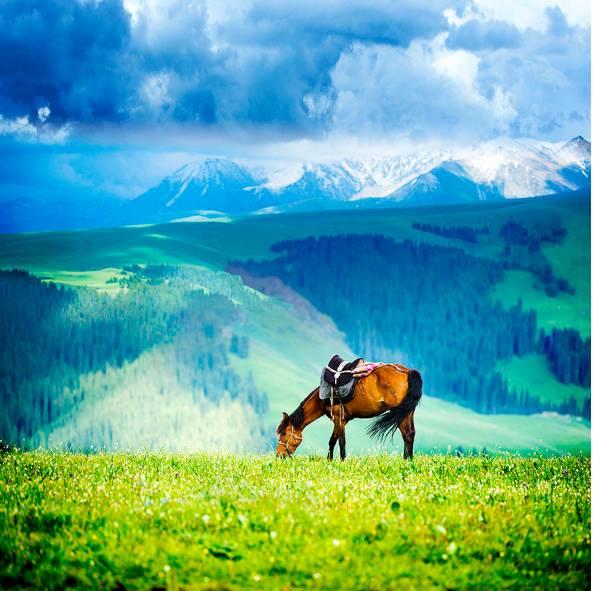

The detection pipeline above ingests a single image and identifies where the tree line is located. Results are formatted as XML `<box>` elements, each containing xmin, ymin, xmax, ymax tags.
<box><xmin>238</xmin><ymin>233</ymin><xmax>589</xmax><ymax>418</ymax></box>
<box><xmin>0</xmin><ymin>268</ymin><xmax>269</xmax><ymax>449</ymax></box>
<box><xmin>412</xmin><ymin>223</ymin><xmax>489</xmax><ymax>243</ymax></box>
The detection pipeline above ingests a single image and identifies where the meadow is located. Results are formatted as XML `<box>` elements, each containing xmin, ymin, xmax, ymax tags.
<box><xmin>0</xmin><ymin>452</ymin><xmax>590</xmax><ymax>591</ymax></box>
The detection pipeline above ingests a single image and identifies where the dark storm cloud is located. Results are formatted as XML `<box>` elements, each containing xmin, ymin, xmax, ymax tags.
<box><xmin>0</xmin><ymin>0</ymin><xmax>459</xmax><ymax>133</ymax></box>
<box><xmin>0</xmin><ymin>0</ymin><xmax>134</xmax><ymax>123</ymax></box>
<box><xmin>230</xmin><ymin>0</ymin><xmax>454</xmax><ymax>47</ymax></box>
<box><xmin>0</xmin><ymin>0</ymin><xmax>588</xmax><ymax>142</ymax></box>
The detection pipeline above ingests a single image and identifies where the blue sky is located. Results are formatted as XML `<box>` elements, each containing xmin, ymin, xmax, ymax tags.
<box><xmin>0</xmin><ymin>0</ymin><xmax>590</xmax><ymax>199</ymax></box>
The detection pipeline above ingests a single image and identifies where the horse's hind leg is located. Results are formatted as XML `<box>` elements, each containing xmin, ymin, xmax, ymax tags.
<box><xmin>338</xmin><ymin>422</ymin><xmax>348</xmax><ymax>461</ymax></box>
<box><xmin>327</xmin><ymin>426</ymin><xmax>339</xmax><ymax>461</ymax></box>
<box><xmin>399</xmin><ymin>412</ymin><xmax>416</xmax><ymax>460</ymax></box>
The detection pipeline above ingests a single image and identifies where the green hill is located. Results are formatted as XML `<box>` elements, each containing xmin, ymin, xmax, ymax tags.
<box><xmin>0</xmin><ymin>195</ymin><xmax>589</xmax><ymax>454</ymax></box>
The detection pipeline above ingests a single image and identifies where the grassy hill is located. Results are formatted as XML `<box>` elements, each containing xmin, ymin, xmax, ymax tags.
<box><xmin>0</xmin><ymin>194</ymin><xmax>588</xmax><ymax>331</ymax></box>
<box><xmin>0</xmin><ymin>195</ymin><xmax>589</xmax><ymax>454</ymax></box>
<box><xmin>0</xmin><ymin>453</ymin><xmax>590</xmax><ymax>590</ymax></box>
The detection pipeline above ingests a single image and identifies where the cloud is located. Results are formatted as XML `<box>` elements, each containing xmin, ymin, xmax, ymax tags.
<box><xmin>0</xmin><ymin>0</ymin><xmax>134</xmax><ymax>124</ymax></box>
<box><xmin>0</xmin><ymin>0</ymin><xmax>459</xmax><ymax>137</ymax></box>
<box><xmin>0</xmin><ymin>112</ymin><xmax>69</xmax><ymax>143</ymax></box>
<box><xmin>0</xmin><ymin>0</ymin><xmax>588</xmax><ymax>145</ymax></box>
<box><xmin>330</xmin><ymin>36</ymin><xmax>517</xmax><ymax>142</ymax></box>
<box><xmin>37</xmin><ymin>106</ymin><xmax>51</xmax><ymax>122</ymax></box>
<box><xmin>446</xmin><ymin>19</ymin><xmax>522</xmax><ymax>50</ymax></box>
<box><xmin>471</xmin><ymin>6</ymin><xmax>590</xmax><ymax>139</ymax></box>
<box><xmin>473</xmin><ymin>0</ymin><xmax>590</xmax><ymax>31</ymax></box>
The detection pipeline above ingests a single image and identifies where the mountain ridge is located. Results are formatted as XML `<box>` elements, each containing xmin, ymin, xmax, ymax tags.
<box><xmin>127</xmin><ymin>136</ymin><xmax>590</xmax><ymax>222</ymax></box>
<box><xmin>0</xmin><ymin>137</ymin><xmax>590</xmax><ymax>233</ymax></box>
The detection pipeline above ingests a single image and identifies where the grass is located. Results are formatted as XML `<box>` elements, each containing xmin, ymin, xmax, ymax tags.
<box><xmin>38</xmin><ymin>268</ymin><xmax>126</xmax><ymax>292</ymax></box>
<box><xmin>0</xmin><ymin>452</ymin><xmax>589</xmax><ymax>591</ymax></box>
<box><xmin>497</xmin><ymin>354</ymin><xmax>590</xmax><ymax>406</ymax></box>
<box><xmin>492</xmin><ymin>270</ymin><xmax>590</xmax><ymax>337</ymax></box>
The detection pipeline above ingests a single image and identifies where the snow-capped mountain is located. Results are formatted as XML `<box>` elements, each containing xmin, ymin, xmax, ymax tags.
<box><xmin>386</xmin><ymin>161</ymin><xmax>503</xmax><ymax>205</ymax></box>
<box><xmin>127</xmin><ymin>137</ymin><xmax>590</xmax><ymax>221</ymax></box>
<box><xmin>455</xmin><ymin>137</ymin><xmax>590</xmax><ymax>198</ymax></box>
<box><xmin>557</xmin><ymin>135</ymin><xmax>591</xmax><ymax>163</ymax></box>
<box><xmin>260</xmin><ymin>152</ymin><xmax>449</xmax><ymax>202</ymax></box>
<box><xmin>128</xmin><ymin>158</ymin><xmax>281</xmax><ymax>220</ymax></box>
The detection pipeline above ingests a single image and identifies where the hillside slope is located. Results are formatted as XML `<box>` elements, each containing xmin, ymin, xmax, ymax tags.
<box><xmin>0</xmin><ymin>196</ymin><xmax>589</xmax><ymax>453</ymax></box>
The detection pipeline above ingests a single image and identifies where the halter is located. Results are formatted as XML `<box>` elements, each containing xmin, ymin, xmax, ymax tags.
<box><xmin>277</xmin><ymin>425</ymin><xmax>303</xmax><ymax>456</ymax></box>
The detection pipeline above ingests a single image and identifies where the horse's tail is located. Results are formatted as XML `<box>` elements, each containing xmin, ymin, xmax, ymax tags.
<box><xmin>367</xmin><ymin>369</ymin><xmax>423</xmax><ymax>441</ymax></box>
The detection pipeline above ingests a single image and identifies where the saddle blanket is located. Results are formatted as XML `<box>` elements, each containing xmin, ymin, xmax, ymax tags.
<box><xmin>319</xmin><ymin>378</ymin><xmax>357</xmax><ymax>402</ymax></box>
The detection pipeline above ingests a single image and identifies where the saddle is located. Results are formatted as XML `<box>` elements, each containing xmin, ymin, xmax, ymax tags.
<box><xmin>319</xmin><ymin>355</ymin><xmax>364</xmax><ymax>405</ymax></box>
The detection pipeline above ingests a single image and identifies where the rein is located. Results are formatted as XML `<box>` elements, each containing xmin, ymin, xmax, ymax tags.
<box><xmin>277</xmin><ymin>425</ymin><xmax>303</xmax><ymax>456</ymax></box>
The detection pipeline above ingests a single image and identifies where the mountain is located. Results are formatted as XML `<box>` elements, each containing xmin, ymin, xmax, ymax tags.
<box><xmin>0</xmin><ymin>137</ymin><xmax>589</xmax><ymax>233</ymax></box>
<box><xmin>260</xmin><ymin>152</ymin><xmax>448</xmax><ymax>205</ymax></box>
<box><xmin>557</xmin><ymin>135</ymin><xmax>591</xmax><ymax>162</ymax></box>
<box><xmin>458</xmin><ymin>138</ymin><xmax>590</xmax><ymax>198</ymax></box>
<box><xmin>0</xmin><ymin>194</ymin><xmax>124</xmax><ymax>234</ymax></box>
<box><xmin>387</xmin><ymin>138</ymin><xmax>591</xmax><ymax>205</ymax></box>
<box><xmin>126</xmin><ymin>152</ymin><xmax>448</xmax><ymax>222</ymax></box>
<box><xmin>385</xmin><ymin>161</ymin><xmax>503</xmax><ymax>205</ymax></box>
<box><xmin>126</xmin><ymin>137</ymin><xmax>589</xmax><ymax>221</ymax></box>
<box><xmin>126</xmin><ymin>158</ymin><xmax>278</xmax><ymax>221</ymax></box>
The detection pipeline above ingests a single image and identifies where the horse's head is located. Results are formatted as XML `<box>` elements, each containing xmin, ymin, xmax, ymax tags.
<box><xmin>276</xmin><ymin>412</ymin><xmax>303</xmax><ymax>457</ymax></box>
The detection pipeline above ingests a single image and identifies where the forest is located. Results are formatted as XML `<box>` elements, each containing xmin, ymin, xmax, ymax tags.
<box><xmin>236</xmin><ymin>233</ymin><xmax>590</xmax><ymax>418</ymax></box>
<box><xmin>0</xmin><ymin>268</ymin><xmax>269</xmax><ymax>450</ymax></box>
<box><xmin>0</xmin><ymin>213</ymin><xmax>589</xmax><ymax>450</ymax></box>
<box><xmin>412</xmin><ymin>222</ymin><xmax>489</xmax><ymax>243</ymax></box>
<box><xmin>498</xmin><ymin>221</ymin><xmax>574</xmax><ymax>296</ymax></box>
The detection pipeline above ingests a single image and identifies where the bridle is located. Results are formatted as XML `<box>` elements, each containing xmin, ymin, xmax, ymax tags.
<box><xmin>277</xmin><ymin>425</ymin><xmax>302</xmax><ymax>456</ymax></box>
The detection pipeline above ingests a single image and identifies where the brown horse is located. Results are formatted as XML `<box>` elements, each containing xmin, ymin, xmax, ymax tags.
<box><xmin>276</xmin><ymin>364</ymin><xmax>422</xmax><ymax>460</ymax></box>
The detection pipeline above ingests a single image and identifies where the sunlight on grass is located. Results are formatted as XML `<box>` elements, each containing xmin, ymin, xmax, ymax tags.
<box><xmin>0</xmin><ymin>453</ymin><xmax>589</xmax><ymax>590</ymax></box>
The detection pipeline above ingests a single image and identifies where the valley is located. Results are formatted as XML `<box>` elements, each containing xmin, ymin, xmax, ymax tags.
<box><xmin>0</xmin><ymin>195</ymin><xmax>589</xmax><ymax>454</ymax></box>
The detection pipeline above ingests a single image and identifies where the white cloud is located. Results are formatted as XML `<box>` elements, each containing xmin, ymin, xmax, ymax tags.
<box><xmin>0</xmin><ymin>114</ymin><xmax>37</xmax><ymax>137</ymax></box>
<box><xmin>473</xmin><ymin>0</ymin><xmax>590</xmax><ymax>30</ymax></box>
<box><xmin>141</xmin><ymin>73</ymin><xmax>172</xmax><ymax>112</ymax></box>
<box><xmin>330</xmin><ymin>37</ymin><xmax>517</xmax><ymax>142</ymax></box>
<box><xmin>37</xmin><ymin>106</ymin><xmax>51</xmax><ymax>123</ymax></box>
<box><xmin>0</xmin><ymin>112</ymin><xmax>70</xmax><ymax>143</ymax></box>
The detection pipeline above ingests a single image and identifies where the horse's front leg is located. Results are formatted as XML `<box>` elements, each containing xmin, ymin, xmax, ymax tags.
<box><xmin>327</xmin><ymin>426</ymin><xmax>339</xmax><ymax>460</ymax></box>
<box><xmin>399</xmin><ymin>412</ymin><xmax>416</xmax><ymax>459</ymax></box>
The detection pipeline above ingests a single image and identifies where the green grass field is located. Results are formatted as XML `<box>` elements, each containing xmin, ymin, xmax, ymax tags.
<box><xmin>0</xmin><ymin>453</ymin><xmax>589</xmax><ymax>591</ymax></box>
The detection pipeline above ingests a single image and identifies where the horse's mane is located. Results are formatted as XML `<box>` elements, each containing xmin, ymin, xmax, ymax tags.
<box><xmin>277</xmin><ymin>388</ymin><xmax>319</xmax><ymax>433</ymax></box>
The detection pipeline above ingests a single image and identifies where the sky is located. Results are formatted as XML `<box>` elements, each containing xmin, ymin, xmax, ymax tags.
<box><xmin>0</xmin><ymin>0</ymin><xmax>590</xmax><ymax>200</ymax></box>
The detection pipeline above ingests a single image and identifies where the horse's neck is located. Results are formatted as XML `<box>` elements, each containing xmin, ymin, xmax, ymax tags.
<box><xmin>301</xmin><ymin>390</ymin><xmax>324</xmax><ymax>429</ymax></box>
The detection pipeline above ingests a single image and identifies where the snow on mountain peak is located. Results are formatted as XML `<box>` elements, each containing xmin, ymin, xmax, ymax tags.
<box><xmin>133</xmin><ymin>136</ymin><xmax>590</xmax><ymax>218</ymax></box>
<box><xmin>169</xmin><ymin>158</ymin><xmax>252</xmax><ymax>185</ymax></box>
<box><xmin>458</xmin><ymin>138</ymin><xmax>585</xmax><ymax>198</ymax></box>
<box><xmin>557</xmin><ymin>136</ymin><xmax>591</xmax><ymax>163</ymax></box>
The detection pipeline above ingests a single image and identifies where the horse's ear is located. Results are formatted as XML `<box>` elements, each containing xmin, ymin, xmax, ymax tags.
<box><xmin>277</xmin><ymin>412</ymin><xmax>290</xmax><ymax>435</ymax></box>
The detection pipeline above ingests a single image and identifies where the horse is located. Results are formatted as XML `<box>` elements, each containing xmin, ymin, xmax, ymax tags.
<box><xmin>276</xmin><ymin>364</ymin><xmax>422</xmax><ymax>460</ymax></box>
